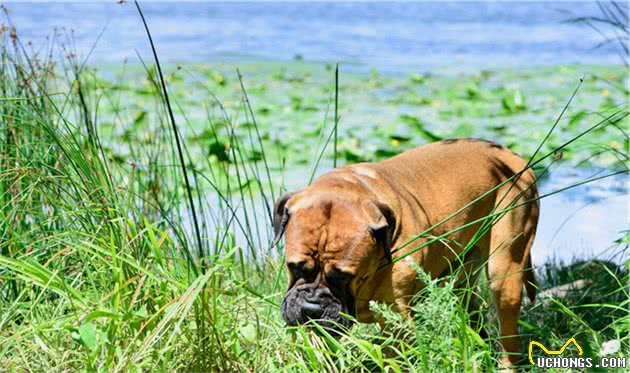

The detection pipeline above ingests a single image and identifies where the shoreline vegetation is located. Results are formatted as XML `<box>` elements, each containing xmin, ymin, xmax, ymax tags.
<box><xmin>92</xmin><ymin>61</ymin><xmax>628</xmax><ymax>171</ymax></box>
<box><xmin>1</xmin><ymin>13</ymin><xmax>628</xmax><ymax>372</ymax></box>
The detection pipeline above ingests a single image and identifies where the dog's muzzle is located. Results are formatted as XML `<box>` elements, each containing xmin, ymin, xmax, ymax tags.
<box><xmin>281</xmin><ymin>286</ymin><xmax>353</xmax><ymax>330</ymax></box>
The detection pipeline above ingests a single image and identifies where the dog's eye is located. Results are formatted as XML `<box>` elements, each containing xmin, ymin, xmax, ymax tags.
<box><xmin>326</xmin><ymin>269</ymin><xmax>354</xmax><ymax>287</ymax></box>
<box><xmin>287</xmin><ymin>260</ymin><xmax>313</xmax><ymax>278</ymax></box>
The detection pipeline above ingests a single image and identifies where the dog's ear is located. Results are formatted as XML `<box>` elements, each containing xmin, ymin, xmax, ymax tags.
<box><xmin>364</xmin><ymin>201</ymin><xmax>397</xmax><ymax>263</ymax></box>
<box><xmin>271</xmin><ymin>191</ymin><xmax>298</xmax><ymax>248</ymax></box>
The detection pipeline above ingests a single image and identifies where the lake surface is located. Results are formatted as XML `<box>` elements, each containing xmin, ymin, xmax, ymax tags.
<box><xmin>5</xmin><ymin>1</ymin><xmax>628</xmax><ymax>264</ymax></box>
<box><xmin>534</xmin><ymin>168</ymin><xmax>627</xmax><ymax>266</ymax></box>
<box><xmin>188</xmin><ymin>167</ymin><xmax>628</xmax><ymax>267</ymax></box>
<box><xmin>5</xmin><ymin>1</ymin><xmax>625</xmax><ymax>72</ymax></box>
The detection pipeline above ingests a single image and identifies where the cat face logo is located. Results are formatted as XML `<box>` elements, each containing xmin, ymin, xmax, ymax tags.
<box><xmin>528</xmin><ymin>337</ymin><xmax>584</xmax><ymax>366</ymax></box>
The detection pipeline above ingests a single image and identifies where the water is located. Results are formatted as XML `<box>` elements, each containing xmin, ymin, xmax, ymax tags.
<box><xmin>189</xmin><ymin>168</ymin><xmax>628</xmax><ymax>266</ymax></box>
<box><xmin>534</xmin><ymin>168</ymin><xmax>628</xmax><ymax>266</ymax></box>
<box><xmin>4</xmin><ymin>2</ymin><xmax>625</xmax><ymax>72</ymax></box>
<box><xmin>6</xmin><ymin>1</ymin><xmax>628</xmax><ymax>263</ymax></box>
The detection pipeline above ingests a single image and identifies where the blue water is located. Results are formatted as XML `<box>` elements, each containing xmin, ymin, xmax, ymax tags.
<box><xmin>3</xmin><ymin>1</ymin><xmax>625</xmax><ymax>72</ymax></box>
<box><xmin>185</xmin><ymin>166</ymin><xmax>628</xmax><ymax>266</ymax></box>
<box><xmin>5</xmin><ymin>1</ymin><xmax>629</xmax><ymax>264</ymax></box>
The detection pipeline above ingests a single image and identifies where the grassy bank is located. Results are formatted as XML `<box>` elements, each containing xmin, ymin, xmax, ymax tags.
<box><xmin>0</xmin><ymin>22</ymin><xmax>628</xmax><ymax>372</ymax></box>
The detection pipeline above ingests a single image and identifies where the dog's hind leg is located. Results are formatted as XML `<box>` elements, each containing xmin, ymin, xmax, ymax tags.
<box><xmin>486</xmin><ymin>177</ymin><xmax>539</xmax><ymax>371</ymax></box>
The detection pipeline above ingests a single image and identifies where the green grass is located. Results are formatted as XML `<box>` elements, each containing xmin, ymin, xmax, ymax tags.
<box><xmin>0</xmin><ymin>17</ymin><xmax>628</xmax><ymax>372</ymax></box>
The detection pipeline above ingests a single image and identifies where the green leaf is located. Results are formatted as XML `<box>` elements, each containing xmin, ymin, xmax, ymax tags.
<box><xmin>208</xmin><ymin>141</ymin><xmax>231</xmax><ymax>162</ymax></box>
<box><xmin>568</xmin><ymin>110</ymin><xmax>588</xmax><ymax>129</ymax></box>
<box><xmin>410</xmin><ymin>73</ymin><xmax>427</xmax><ymax>84</ymax></box>
<box><xmin>465</xmin><ymin>83</ymin><xmax>481</xmax><ymax>99</ymax></box>
<box><xmin>85</xmin><ymin>310</ymin><xmax>120</xmax><ymax>322</ymax></box>
<box><xmin>132</xmin><ymin>111</ymin><xmax>147</xmax><ymax>127</ymax></box>
<box><xmin>501</xmin><ymin>88</ymin><xmax>527</xmax><ymax>113</ymax></box>
<box><xmin>205</xmin><ymin>70</ymin><xmax>226</xmax><ymax>86</ymax></box>
<box><xmin>375</xmin><ymin>148</ymin><xmax>399</xmax><ymax>158</ymax></box>
<box><xmin>466</xmin><ymin>325</ymin><xmax>487</xmax><ymax>348</ymax></box>
<box><xmin>453</xmin><ymin>123</ymin><xmax>476</xmax><ymax>138</ymax></box>
<box><xmin>133</xmin><ymin>305</ymin><xmax>148</xmax><ymax>318</ymax></box>
<box><xmin>239</xmin><ymin>323</ymin><xmax>257</xmax><ymax>342</ymax></box>
<box><xmin>400</xmin><ymin>114</ymin><xmax>443</xmax><ymax>142</ymax></box>
<box><xmin>79</xmin><ymin>323</ymin><xmax>98</xmax><ymax>351</ymax></box>
<box><xmin>389</xmin><ymin>134</ymin><xmax>412</xmax><ymax>143</ymax></box>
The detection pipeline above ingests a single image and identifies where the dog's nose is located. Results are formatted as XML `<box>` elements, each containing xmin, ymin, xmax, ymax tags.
<box><xmin>307</xmin><ymin>287</ymin><xmax>332</xmax><ymax>303</ymax></box>
<box><xmin>301</xmin><ymin>301</ymin><xmax>324</xmax><ymax>319</ymax></box>
<box><xmin>301</xmin><ymin>288</ymin><xmax>331</xmax><ymax>319</ymax></box>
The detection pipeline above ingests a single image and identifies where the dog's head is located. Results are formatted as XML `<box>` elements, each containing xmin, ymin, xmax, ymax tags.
<box><xmin>272</xmin><ymin>190</ymin><xmax>396</xmax><ymax>331</ymax></box>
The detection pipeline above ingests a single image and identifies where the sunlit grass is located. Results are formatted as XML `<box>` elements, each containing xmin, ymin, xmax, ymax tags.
<box><xmin>0</xmin><ymin>8</ymin><xmax>628</xmax><ymax>372</ymax></box>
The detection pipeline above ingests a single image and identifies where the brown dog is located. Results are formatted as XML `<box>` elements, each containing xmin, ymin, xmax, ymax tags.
<box><xmin>273</xmin><ymin>138</ymin><xmax>539</xmax><ymax>369</ymax></box>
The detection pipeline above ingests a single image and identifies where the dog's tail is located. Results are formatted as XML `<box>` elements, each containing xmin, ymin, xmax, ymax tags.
<box><xmin>524</xmin><ymin>253</ymin><xmax>537</xmax><ymax>303</ymax></box>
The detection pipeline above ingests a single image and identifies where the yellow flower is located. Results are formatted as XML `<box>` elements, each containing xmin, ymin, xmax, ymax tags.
<box><xmin>601</xmin><ymin>89</ymin><xmax>610</xmax><ymax>97</ymax></box>
<box><xmin>610</xmin><ymin>140</ymin><xmax>618</xmax><ymax>148</ymax></box>
<box><xmin>390</xmin><ymin>139</ymin><xmax>400</xmax><ymax>147</ymax></box>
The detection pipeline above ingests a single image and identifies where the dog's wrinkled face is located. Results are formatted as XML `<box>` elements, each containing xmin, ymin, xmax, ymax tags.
<box><xmin>274</xmin><ymin>192</ymin><xmax>394</xmax><ymax>331</ymax></box>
